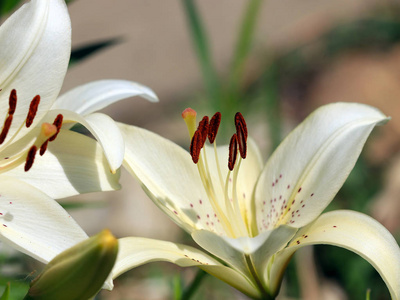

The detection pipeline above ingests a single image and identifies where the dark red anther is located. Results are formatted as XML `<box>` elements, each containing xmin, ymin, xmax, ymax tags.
<box><xmin>0</xmin><ymin>115</ymin><xmax>13</xmax><ymax>145</ymax></box>
<box><xmin>208</xmin><ymin>112</ymin><xmax>221</xmax><ymax>144</ymax></box>
<box><xmin>25</xmin><ymin>145</ymin><xmax>37</xmax><ymax>172</ymax></box>
<box><xmin>235</xmin><ymin>112</ymin><xmax>248</xmax><ymax>139</ymax></box>
<box><xmin>49</xmin><ymin>114</ymin><xmax>63</xmax><ymax>142</ymax></box>
<box><xmin>25</xmin><ymin>95</ymin><xmax>40</xmax><ymax>128</ymax></box>
<box><xmin>197</xmin><ymin>116</ymin><xmax>209</xmax><ymax>148</ymax></box>
<box><xmin>8</xmin><ymin>89</ymin><xmax>17</xmax><ymax>115</ymax></box>
<box><xmin>235</xmin><ymin>112</ymin><xmax>247</xmax><ymax>159</ymax></box>
<box><xmin>190</xmin><ymin>130</ymin><xmax>202</xmax><ymax>164</ymax></box>
<box><xmin>228</xmin><ymin>134</ymin><xmax>238</xmax><ymax>171</ymax></box>
<box><xmin>40</xmin><ymin>140</ymin><xmax>49</xmax><ymax>156</ymax></box>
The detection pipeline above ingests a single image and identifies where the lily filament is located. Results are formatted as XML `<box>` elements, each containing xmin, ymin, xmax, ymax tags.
<box><xmin>182</xmin><ymin>108</ymin><xmax>250</xmax><ymax>239</ymax></box>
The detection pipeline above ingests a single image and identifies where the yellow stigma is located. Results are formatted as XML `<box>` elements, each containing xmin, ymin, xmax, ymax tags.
<box><xmin>182</xmin><ymin>108</ymin><xmax>197</xmax><ymax>139</ymax></box>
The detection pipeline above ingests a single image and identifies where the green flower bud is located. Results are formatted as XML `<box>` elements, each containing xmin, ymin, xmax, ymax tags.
<box><xmin>24</xmin><ymin>229</ymin><xmax>118</xmax><ymax>300</ymax></box>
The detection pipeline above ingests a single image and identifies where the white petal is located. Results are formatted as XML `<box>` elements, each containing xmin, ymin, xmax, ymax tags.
<box><xmin>192</xmin><ymin>226</ymin><xmax>296</xmax><ymax>288</ymax></box>
<box><xmin>45</xmin><ymin>109</ymin><xmax>125</xmax><ymax>173</ymax></box>
<box><xmin>0</xmin><ymin>176</ymin><xmax>87</xmax><ymax>263</ymax></box>
<box><xmin>112</xmin><ymin>237</ymin><xmax>260</xmax><ymax>298</ymax></box>
<box><xmin>119</xmin><ymin>123</ymin><xmax>226</xmax><ymax>235</ymax></box>
<box><xmin>0</xmin><ymin>0</ymin><xmax>71</xmax><ymax>145</ymax></box>
<box><xmin>254</xmin><ymin>103</ymin><xmax>388</xmax><ymax>231</ymax></box>
<box><xmin>270</xmin><ymin>210</ymin><xmax>400</xmax><ymax>299</ymax></box>
<box><xmin>52</xmin><ymin>79</ymin><xmax>159</xmax><ymax>115</ymax></box>
<box><xmin>5</xmin><ymin>129</ymin><xmax>120</xmax><ymax>199</ymax></box>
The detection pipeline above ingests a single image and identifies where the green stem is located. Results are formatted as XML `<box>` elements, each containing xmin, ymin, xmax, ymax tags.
<box><xmin>244</xmin><ymin>254</ymin><xmax>273</xmax><ymax>300</ymax></box>
<box><xmin>230</xmin><ymin>0</ymin><xmax>263</xmax><ymax>89</ymax></box>
<box><xmin>226</xmin><ymin>0</ymin><xmax>263</xmax><ymax>111</ymax></box>
<box><xmin>180</xmin><ymin>269</ymin><xmax>207</xmax><ymax>300</ymax></box>
<box><xmin>263</xmin><ymin>62</ymin><xmax>281</xmax><ymax>150</ymax></box>
<box><xmin>181</xmin><ymin>0</ymin><xmax>221</xmax><ymax>110</ymax></box>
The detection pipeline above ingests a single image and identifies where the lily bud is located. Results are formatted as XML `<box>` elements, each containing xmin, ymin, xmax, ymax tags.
<box><xmin>24</xmin><ymin>229</ymin><xmax>118</xmax><ymax>300</ymax></box>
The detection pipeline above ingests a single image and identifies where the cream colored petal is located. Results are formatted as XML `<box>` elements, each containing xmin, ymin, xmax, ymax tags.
<box><xmin>5</xmin><ymin>129</ymin><xmax>120</xmax><ymax>199</ymax></box>
<box><xmin>0</xmin><ymin>0</ymin><xmax>70</xmax><ymax>146</ymax></box>
<box><xmin>119</xmin><ymin>123</ymin><xmax>226</xmax><ymax>235</ymax></box>
<box><xmin>269</xmin><ymin>210</ymin><xmax>400</xmax><ymax>299</ymax></box>
<box><xmin>192</xmin><ymin>226</ymin><xmax>296</xmax><ymax>294</ymax></box>
<box><xmin>254</xmin><ymin>103</ymin><xmax>388</xmax><ymax>232</ymax></box>
<box><xmin>112</xmin><ymin>237</ymin><xmax>260</xmax><ymax>298</ymax></box>
<box><xmin>52</xmin><ymin>79</ymin><xmax>158</xmax><ymax>115</ymax></box>
<box><xmin>0</xmin><ymin>176</ymin><xmax>87</xmax><ymax>264</ymax></box>
<box><xmin>45</xmin><ymin>109</ymin><xmax>124</xmax><ymax>173</ymax></box>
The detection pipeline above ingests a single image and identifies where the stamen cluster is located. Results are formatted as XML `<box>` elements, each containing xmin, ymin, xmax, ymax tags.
<box><xmin>0</xmin><ymin>89</ymin><xmax>64</xmax><ymax>172</ymax></box>
<box><xmin>189</xmin><ymin>111</ymin><xmax>248</xmax><ymax>171</ymax></box>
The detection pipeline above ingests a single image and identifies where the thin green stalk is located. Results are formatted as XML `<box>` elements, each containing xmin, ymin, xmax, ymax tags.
<box><xmin>181</xmin><ymin>0</ymin><xmax>221</xmax><ymax>110</ymax></box>
<box><xmin>226</xmin><ymin>0</ymin><xmax>263</xmax><ymax>111</ymax></box>
<box><xmin>263</xmin><ymin>62</ymin><xmax>281</xmax><ymax>150</ymax></box>
<box><xmin>179</xmin><ymin>269</ymin><xmax>207</xmax><ymax>300</ymax></box>
<box><xmin>230</xmin><ymin>0</ymin><xmax>263</xmax><ymax>89</ymax></box>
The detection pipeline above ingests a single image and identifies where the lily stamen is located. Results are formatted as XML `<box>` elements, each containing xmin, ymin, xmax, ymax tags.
<box><xmin>0</xmin><ymin>90</ymin><xmax>18</xmax><ymax>145</ymax></box>
<box><xmin>208</xmin><ymin>112</ymin><xmax>221</xmax><ymax>144</ymax></box>
<box><xmin>235</xmin><ymin>112</ymin><xmax>248</xmax><ymax>159</ymax></box>
<box><xmin>189</xmin><ymin>130</ymin><xmax>202</xmax><ymax>164</ymax></box>
<box><xmin>24</xmin><ymin>145</ymin><xmax>37</xmax><ymax>171</ymax></box>
<box><xmin>228</xmin><ymin>134</ymin><xmax>238</xmax><ymax>171</ymax></box>
<box><xmin>184</xmin><ymin>108</ymin><xmax>250</xmax><ymax>238</ymax></box>
<box><xmin>0</xmin><ymin>116</ymin><xmax>13</xmax><ymax>145</ymax></box>
<box><xmin>49</xmin><ymin>114</ymin><xmax>63</xmax><ymax>142</ymax></box>
<box><xmin>25</xmin><ymin>95</ymin><xmax>41</xmax><ymax>128</ymax></box>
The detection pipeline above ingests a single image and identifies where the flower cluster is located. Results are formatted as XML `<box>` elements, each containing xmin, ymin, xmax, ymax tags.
<box><xmin>0</xmin><ymin>0</ymin><xmax>399</xmax><ymax>299</ymax></box>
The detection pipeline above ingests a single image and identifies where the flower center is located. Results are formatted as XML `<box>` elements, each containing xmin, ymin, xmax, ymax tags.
<box><xmin>0</xmin><ymin>89</ymin><xmax>63</xmax><ymax>172</ymax></box>
<box><xmin>182</xmin><ymin>108</ymin><xmax>250</xmax><ymax>238</ymax></box>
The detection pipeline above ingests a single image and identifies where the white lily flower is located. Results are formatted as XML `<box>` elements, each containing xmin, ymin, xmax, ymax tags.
<box><xmin>112</xmin><ymin>103</ymin><xmax>400</xmax><ymax>299</ymax></box>
<box><xmin>0</xmin><ymin>0</ymin><xmax>158</xmax><ymax>199</ymax></box>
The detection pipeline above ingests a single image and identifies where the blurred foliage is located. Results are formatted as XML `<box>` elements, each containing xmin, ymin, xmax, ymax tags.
<box><xmin>0</xmin><ymin>0</ymin><xmax>22</xmax><ymax>16</ymax></box>
<box><xmin>69</xmin><ymin>38</ymin><xmax>122</xmax><ymax>67</ymax></box>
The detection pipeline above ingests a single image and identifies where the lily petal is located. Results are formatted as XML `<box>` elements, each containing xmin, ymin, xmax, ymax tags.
<box><xmin>52</xmin><ymin>79</ymin><xmax>159</xmax><ymax>115</ymax></box>
<box><xmin>192</xmin><ymin>226</ymin><xmax>296</xmax><ymax>289</ymax></box>
<box><xmin>5</xmin><ymin>129</ymin><xmax>120</xmax><ymax>199</ymax></box>
<box><xmin>119</xmin><ymin>123</ymin><xmax>226</xmax><ymax>235</ymax></box>
<box><xmin>0</xmin><ymin>176</ymin><xmax>87</xmax><ymax>264</ymax></box>
<box><xmin>113</xmin><ymin>237</ymin><xmax>260</xmax><ymax>298</ymax></box>
<box><xmin>254</xmin><ymin>103</ymin><xmax>388</xmax><ymax>232</ymax></box>
<box><xmin>0</xmin><ymin>0</ymin><xmax>71</xmax><ymax>145</ymax></box>
<box><xmin>48</xmin><ymin>109</ymin><xmax>126</xmax><ymax>173</ymax></box>
<box><xmin>270</xmin><ymin>210</ymin><xmax>400</xmax><ymax>299</ymax></box>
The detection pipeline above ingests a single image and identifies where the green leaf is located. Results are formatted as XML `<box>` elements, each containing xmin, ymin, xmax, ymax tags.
<box><xmin>69</xmin><ymin>38</ymin><xmax>122</xmax><ymax>67</ymax></box>
<box><xmin>0</xmin><ymin>283</ymin><xmax>10</xmax><ymax>300</ymax></box>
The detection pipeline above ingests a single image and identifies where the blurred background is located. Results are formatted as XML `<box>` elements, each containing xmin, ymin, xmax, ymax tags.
<box><xmin>2</xmin><ymin>0</ymin><xmax>400</xmax><ymax>299</ymax></box>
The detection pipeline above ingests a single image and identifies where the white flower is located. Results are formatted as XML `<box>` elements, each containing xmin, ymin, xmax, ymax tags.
<box><xmin>0</xmin><ymin>0</ymin><xmax>158</xmax><ymax>200</ymax></box>
<box><xmin>113</xmin><ymin>103</ymin><xmax>400</xmax><ymax>299</ymax></box>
